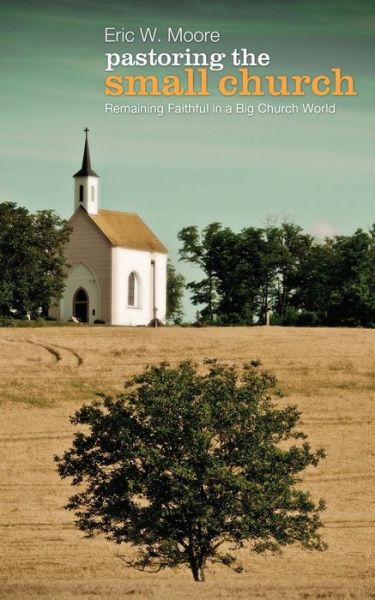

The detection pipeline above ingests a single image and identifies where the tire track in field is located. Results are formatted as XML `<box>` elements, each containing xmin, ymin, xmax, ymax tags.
<box><xmin>3</xmin><ymin>338</ymin><xmax>83</xmax><ymax>367</ymax></box>
<box><xmin>25</xmin><ymin>339</ymin><xmax>83</xmax><ymax>367</ymax></box>
<box><xmin>304</xmin><ymin>471</ymin><xmax>375</xmax><ymax>483</ymax></box>
<box><xmin>3</xmin><ymin>337</ymin><xmax>60</xmax><ymax>363</ymax></box>
<box><xmin>301</xmin><ymin>418</ymin><xmax>373</xmax><ymax>426</ymax></box>
<box><xmin>51</xmin><ymin>343</ymin><xmax>83</xmax><ymax>366</ymax></box>
<box><xmin>0</xmin><ymin>522</ymin><xmax>74</xmax><ymax>529</ymax></box>
<box><xmin>325</xmin><ymin>520</ymin><xmax>375</xmax><ymax>529</ymax></box>
<box><xmin>1</xmin><ymin>520</ymin><xmax>374</xmax><ymax>530</ymax></box>
<box><xmin>25</xmin><ymin>339</ymin><xmax>61</xmax><ymax>362</ymax></box>
<box><xmin>0</xmin><ymin>433</ymin><xmax>72</xmax><ymax>443</ymax></box>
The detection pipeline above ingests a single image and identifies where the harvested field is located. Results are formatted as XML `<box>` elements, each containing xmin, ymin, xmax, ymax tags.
<box><xmin>0</xmin><ymin>326</ymin><xmax>374</xmax><ymax>599</ymax></box>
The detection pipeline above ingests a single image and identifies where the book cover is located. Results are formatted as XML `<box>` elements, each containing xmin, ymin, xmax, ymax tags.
<box><xmin>0</xmin><ymin>1</ymin><xmax>374</xmax><ymax>598</ymax></box>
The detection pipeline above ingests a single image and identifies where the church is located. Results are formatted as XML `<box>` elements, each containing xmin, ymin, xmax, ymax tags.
<box><xmin>51</xmin><ymin>129</ymin><xmax>167</xmax><ymax>326</ymax></box>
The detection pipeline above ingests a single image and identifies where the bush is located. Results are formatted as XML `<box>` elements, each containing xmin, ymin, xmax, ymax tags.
<box><xmin>270</xmin><ymin>308</ymin><xmax>319</xmax><ymax>327</ymax></box>
<box><xmin>0</xmin><ymin>316</ymin><xmax>15</xmax><ymax>327</ymax></box>
<box><xmin>297</xmin><ymin>310</ymin><xmax>319</xmax><ymax>327</ymax></box>
<box><xmin>0</xmin><ymin>317</ymin><xmax>75</xmax><ymax>328</ymax></box>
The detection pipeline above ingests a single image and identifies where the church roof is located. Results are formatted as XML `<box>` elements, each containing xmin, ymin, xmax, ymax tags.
<box><xmin>73</xmin><ymin>128</ymin><xmax>99</xmax><ymax>178</ymax></box>
<box><xmin>89</xmin><ymin>209</ymin><xmax>168</xmax><ymax>254</ymax></box>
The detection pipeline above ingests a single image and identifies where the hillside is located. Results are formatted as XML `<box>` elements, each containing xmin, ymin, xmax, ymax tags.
<box><xmin>0</xmin><ymin>326</ymin><xmax>374</xmax><ymax>599</ymax></box>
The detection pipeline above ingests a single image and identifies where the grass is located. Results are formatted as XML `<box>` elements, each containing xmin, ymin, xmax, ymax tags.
<box><xmin>0</xmin><ymin>326</ymin><xmax>374</xmax><ymax>599</ymax></box>
<box><xmin>2</xmin><ymin>391</ymin><xmax>54</xmax><ymax>408</ymax></box>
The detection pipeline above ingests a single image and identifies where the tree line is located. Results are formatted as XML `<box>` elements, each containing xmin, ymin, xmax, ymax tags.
<box><xmin>1</xmin><ymin>203</ymin><xmax>374</xmax><ymax>327</ymax></box>
<box><xmin>177</xmin><ymin>221</ymin><xmax>375</xmax><ymax>327</ymax></box>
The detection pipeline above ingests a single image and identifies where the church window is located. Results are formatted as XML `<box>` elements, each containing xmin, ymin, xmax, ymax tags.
<box><xmin>91</xmin><ymin>185</ymin><xmax>95</xmax><ymax>202</ymax></box>
<box><xmin>128</xmin><ymin>272</ymin><xmax>136</xmax><ymax>306</ymax></box>
<box><xmin>79</xmin><ymin>185</ymin><xmax>84</xmax><ymax>202</ymax></box>
<box><xmin>128</xmin><ymin>271</ymin><xmax>142</xmax><ymax>307</ymax></box>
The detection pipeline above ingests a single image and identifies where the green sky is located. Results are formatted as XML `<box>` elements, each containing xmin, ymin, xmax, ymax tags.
<box><xmin>1</xmin><ymin>0</ymin><xmax>374</xmax><ymax>308</ymax></box>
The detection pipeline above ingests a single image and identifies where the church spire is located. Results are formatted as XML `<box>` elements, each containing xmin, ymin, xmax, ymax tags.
<box><xmin>73</xmin><ymin>128</ymin><xmax>99</xmax><ymax>178</ymax></box>
<box><xmin>73</xmin><ymin>128</ymin><xmax>99</xmax><ymax>215</ymax></box>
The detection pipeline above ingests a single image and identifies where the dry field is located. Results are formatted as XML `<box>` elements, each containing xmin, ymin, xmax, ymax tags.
<box><xmin>0</xmin><ymin>326</ymin><xmax>374</xmax><ymax>599</ymax></box>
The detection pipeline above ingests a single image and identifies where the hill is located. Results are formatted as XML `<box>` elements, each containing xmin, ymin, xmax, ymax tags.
<box><xmin>0</xmin><ymin>326</ymin><xmax>374</xmax><ymax>599</ymax></box>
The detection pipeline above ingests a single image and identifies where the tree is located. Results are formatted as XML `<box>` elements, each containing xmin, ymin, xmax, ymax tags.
<box><xmin>55</xmin><ymin>360</ymin><xmax>327</xmax><ymax>582</ymax></box>
<box><xmin>166</xmin><ymin>259</ymin><xmax>185</xmax><ymax>324</ymax></box>
<box><xmin>0</xmin><ymin>202</ymin><xmax>71</xmax><ymax>317</ymax></box>
<box><xmin>209</xmin><ymin>226</ymin><xmax>263</xmax><ymax>325</ymax></box>
<box><xmin>326</xmin><ymin>229</ymin><xmax>375</xmax><ymax>326</ymax></box>
<box><xmin>178</xmin><ymin>222</ymin><xmax>315</xmax><ymax>325</ymax></box>
<box><xmin>263</xmin><ymin>223</ymin><xmax>314</xmax><ymax>322</ymax></box>
<box><xmin>294</xmin><ymin>227</ymin><xmax>375</xmax><ymax>327</ymax></box>
<box><xmin>178</xmin><ymin>223</ymin><xmax>222</xmax><ymax>323</ymax></box>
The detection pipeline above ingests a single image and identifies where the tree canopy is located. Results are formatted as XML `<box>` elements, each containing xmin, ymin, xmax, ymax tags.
<box><xmin>0</xmin><ymin>202</ymin><xmax>71</xmax><ymax>317</ymax></box>
<box><xmin>55</xmin><ymin>359</ymin><xmax>326</xmax><ymax>582</ymax></box>
<box><xmin>178</xmin><ymin>221</ymin><xmax>375</xmax><ymax>327</ymax></box>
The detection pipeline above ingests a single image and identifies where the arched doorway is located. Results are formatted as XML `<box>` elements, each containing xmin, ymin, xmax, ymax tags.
<box><xmin>60</xmin><ymin>263</ymin><xmax>99</xmax><ymax>324</ymax></box>
<box><xmin>73</xmin><ymin>288</ymin><xmax>89</xmax><ymax>323</ymax></box>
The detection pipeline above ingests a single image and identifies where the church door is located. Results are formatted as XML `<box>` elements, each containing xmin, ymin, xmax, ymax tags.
<box><xmin>73</xmin><ymin>288</ymin><xmax>89</xmax><ymax>323</ymax></box>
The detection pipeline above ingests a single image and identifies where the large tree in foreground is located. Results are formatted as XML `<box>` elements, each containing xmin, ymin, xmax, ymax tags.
<box><xmin>0</xmin><ymin>202</ymin><xmax>71</xmax><ymax>317</ymax></box>
<box><xmin>55</xmin><ymin>360</ymin><xmax>327</xmax><ymax>582</ymax></box>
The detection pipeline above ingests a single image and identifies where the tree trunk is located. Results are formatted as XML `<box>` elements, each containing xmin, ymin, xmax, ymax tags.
<box><xmin>191</xmin><ymin>562</ymin><xmax>205</xmax><ymax>582</ymax></box>
<box><xmin>208</xmin><ymin>272</ymin><xmax>213</xmax><ymax>322</ymax></box>
<box><xmin>189</xmin><ymin>555</ymin><xmax>206</xmax><ymax>582</ymax></box>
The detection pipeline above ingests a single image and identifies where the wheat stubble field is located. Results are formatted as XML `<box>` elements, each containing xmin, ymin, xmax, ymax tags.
<box><xmin>0</xmin><ymin>326</ymin><xmax>374</xmax><ymax>599</ymax></box>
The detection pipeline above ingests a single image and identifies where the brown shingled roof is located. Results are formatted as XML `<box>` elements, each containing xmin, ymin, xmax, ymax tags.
<box><xmin>89</xmin><ymin>209</ymin><xmax>167</xmax><ymax>254</ymax></box>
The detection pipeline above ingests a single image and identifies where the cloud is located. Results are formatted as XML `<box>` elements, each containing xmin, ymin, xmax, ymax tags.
<box><xmin>309</xmin><ymin>220</ymin><xmax>337</xmax><ymax>239</ymax></box>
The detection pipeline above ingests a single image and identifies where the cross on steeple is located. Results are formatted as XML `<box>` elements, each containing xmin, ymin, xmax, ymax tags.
<box><xmin>84</xmin><ymin>127</ymin><xmax>89</xmax><ymax>136</ymax></box>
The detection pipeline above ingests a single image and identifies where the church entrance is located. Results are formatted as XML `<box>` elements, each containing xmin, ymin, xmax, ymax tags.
<box><xmin>73</xmin><ymin>288</ymin><xmax>89</xmax><ymax>323</ymax></box>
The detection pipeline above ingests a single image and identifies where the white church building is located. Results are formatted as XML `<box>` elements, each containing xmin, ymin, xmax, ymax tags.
<box><xmin>51</xmin><ymin>129</ymin><xmax>167</xmax><ymax>325</ymax></box>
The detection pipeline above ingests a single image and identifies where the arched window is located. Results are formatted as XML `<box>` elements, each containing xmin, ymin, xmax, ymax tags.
<box><xmin>128</xmin><ymin>272</ymin><xmax>136</xmax><ymax>306</ymax></box>
<box><xmin>79</xmin><ymin>185</ymin><xmax>84</xmax><ymax>202</ymax></box>
<box><xmin>91</xmin><ymin>185</ymin><xmax>95</xmax><ymax>202</ymax></box>
<box><xmin>128</xmin><ymin>272</ymin><xmax>142</xmax><ymax>308</ymax></box>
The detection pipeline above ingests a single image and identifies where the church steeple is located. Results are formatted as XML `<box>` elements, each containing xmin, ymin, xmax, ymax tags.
<box><xmin>73</xmin><ymin>128</ymin><xmax>99</xmax><ymax>215</ymax></box>
<box><xmin>73</xmin><ymin>128</ymin><xmax>99</xmax><ymax>178</ymax></box>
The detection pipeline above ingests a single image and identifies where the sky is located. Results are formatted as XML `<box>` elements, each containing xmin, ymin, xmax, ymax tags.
<box><xmin>1</xmin><ymin>0</ymin><xmax>374</xmax><ymax>316</ymax></box>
